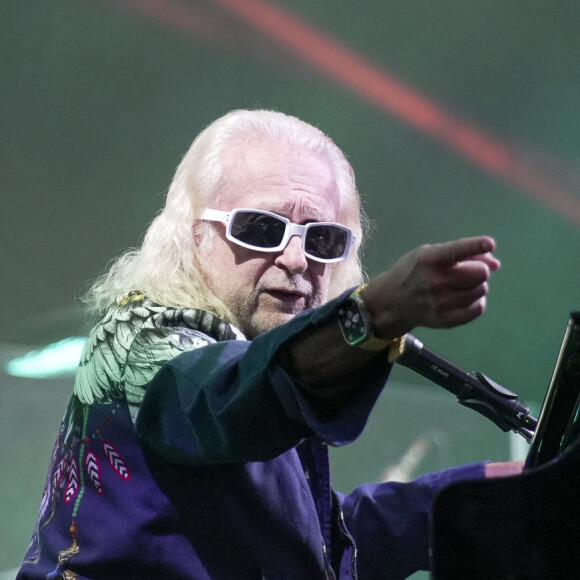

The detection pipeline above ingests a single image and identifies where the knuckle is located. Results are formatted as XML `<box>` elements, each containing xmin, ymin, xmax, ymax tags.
<box><xmin>415</xmin><ymin>244</ymin><xmax>432</xmax><ymax>264</ymax></box>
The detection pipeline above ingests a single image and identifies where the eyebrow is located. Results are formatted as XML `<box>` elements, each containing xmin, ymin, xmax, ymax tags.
<box><xmin>251</xmin><ymin>206</ymin><xmax>332</xmax><ymax>226</ymax></box>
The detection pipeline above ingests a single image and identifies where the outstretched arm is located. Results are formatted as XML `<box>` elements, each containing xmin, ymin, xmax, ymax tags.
<box><xmin>284</xmin><ymin>236</ymin><xmax>500</xmax><ymax>391</ymax></box>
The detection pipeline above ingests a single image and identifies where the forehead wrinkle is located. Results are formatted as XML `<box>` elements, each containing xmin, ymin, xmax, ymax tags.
<box><xmin>219</xmin><ymin>142</ymin><xmax>341</xmax><ymax>221</ymax></box>
<box><xmin>294</xmin><ymin>190</ymin><xmax>336</xmax><ymax>222</ymax></box>
<box><xmin>283</xmin><ymin>152</ymin><xmax>340</xmax><ymax>221</ymax></box>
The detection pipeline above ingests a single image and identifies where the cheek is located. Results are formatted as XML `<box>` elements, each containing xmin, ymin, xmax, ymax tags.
<box><xmin>311</xmin><ymin>263</ymin><xmax>332</xmax><ymax>297</ymax></box>
<box><xmin>197</xmin><ymin>235</ymin><xmax>237</xmax><ymax>287</ymax></box>
<box><xmin>213</xmin><ymin>245</ymin><xmax>272</xmax><ymax>294</ymax></box>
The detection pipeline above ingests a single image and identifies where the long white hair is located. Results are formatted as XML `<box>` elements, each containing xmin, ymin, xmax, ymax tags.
<box><xmin>84</xmin><ymin>110</ymin><xmax>368</xmax><ymax>323</ymax></box>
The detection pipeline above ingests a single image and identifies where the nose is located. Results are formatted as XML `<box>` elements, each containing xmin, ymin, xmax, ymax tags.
<box><xmin>274</xmin><ymin>235</ymin><xmax>308</xmax><ymax>274</ymax></box>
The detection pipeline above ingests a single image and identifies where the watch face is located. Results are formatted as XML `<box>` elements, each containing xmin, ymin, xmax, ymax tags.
<box><xmin>337</xmin><ymin>298</ymin><xmax>368</xmax><ymax>345</ymax></box>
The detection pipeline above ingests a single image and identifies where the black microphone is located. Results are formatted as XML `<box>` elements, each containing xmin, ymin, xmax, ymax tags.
<box><xmin>396</xmin><ymin>334</ymin><xmax>537</xmax><ymax>441</ymax></box>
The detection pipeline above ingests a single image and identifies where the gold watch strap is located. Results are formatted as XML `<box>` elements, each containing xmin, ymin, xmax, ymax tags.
<box><xmin>348</xmin><ymin>285</ymin><xmax>406</xmax><ymax>361</ymax></box>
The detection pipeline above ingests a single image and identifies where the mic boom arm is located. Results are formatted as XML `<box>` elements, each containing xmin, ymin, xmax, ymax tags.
<box><xmin>396</xmin><ymin>334</ymin><xmax>537</xmax><ymax>442</ymax></box>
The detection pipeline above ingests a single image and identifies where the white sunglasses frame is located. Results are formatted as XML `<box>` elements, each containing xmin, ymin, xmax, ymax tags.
<box><xmin>200</xmin><ymin>208</ymin><xmax>355</xmax><ymax>264</ymax></box>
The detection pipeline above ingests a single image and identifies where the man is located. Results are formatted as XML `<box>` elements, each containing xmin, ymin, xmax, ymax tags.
<box><xmin>18</xmin><ymin>110</ymin><xmax>521</xmax><ymax>579</ymax></box>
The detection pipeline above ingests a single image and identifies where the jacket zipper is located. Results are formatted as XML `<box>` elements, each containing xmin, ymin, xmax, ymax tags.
<box><xmin>331</xmin><ymin>488</ymin><xmax>358</xmax><ymax>580</ymax></box>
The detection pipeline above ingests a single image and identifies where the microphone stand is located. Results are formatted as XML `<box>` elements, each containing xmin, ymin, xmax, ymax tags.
<box><xmin>396</xmin><ymin>334</ymin><xmax>537</xmax><ymax>442</ymax></box>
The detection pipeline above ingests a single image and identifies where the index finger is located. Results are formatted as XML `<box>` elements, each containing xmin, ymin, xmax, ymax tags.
<box><xmin>431</xmin><ymin>236</ymin><xmax>496</xmax><ymax>267</ymax></box>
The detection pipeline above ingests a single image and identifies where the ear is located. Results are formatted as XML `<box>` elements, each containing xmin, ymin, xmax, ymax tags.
<box><xmin>193</xmin><ymin>220</ymin><xmax>205</xmax><ymax>247</ymax></box>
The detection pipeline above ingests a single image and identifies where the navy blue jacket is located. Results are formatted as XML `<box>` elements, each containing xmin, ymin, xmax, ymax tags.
<box><xmin>18</xmin><ymin>292</ymin><xmax>485</xmax><ymax>579</ymax></box>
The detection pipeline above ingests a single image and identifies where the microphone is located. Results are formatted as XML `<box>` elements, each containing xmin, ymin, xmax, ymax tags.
<box><xmin>395</xmin><ymin>334</ymin><xmax>537</xmax><ymax>441</ymax></box>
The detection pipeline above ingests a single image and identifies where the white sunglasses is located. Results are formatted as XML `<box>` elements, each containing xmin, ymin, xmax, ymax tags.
<box><xmin>200</xmin><ymin>208</ymin><xmax>355</xmax><ymax>264</ymax></box>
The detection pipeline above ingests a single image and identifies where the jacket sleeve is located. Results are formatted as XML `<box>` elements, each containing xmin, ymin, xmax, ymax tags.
<box><xmin>337</xmin><ymin>461</ymin><xmax>487</xmax><ymax>579</ymax></box>
<box><xmin>135</xmin><ymin>292</ymin><xmax>393</xmax><ymax>465</ymax></box>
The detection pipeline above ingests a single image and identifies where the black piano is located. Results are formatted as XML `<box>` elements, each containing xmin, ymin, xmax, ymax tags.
<box><xmin>430</xmin><ymin>313</ymin><xmax>580</xmax><ymax>579</ymax></box>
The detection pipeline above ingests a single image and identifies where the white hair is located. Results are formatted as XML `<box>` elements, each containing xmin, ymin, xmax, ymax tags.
<box><xmin>84</xmin><ymin>110</ymin><xmax>368</xmax><ymax>323</ymax></box>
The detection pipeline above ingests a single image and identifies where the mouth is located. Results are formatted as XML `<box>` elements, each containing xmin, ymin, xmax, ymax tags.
<box><xmin>263</xmin><ymin>288</ymin><xmax>307</xmax><ymax>310</ymax></box>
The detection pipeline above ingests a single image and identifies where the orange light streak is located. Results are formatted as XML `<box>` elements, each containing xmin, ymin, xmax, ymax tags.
<box><xmin>104</xmin><ymin>0</ymin><xmax>580</xmax><ymax>226</ymax></box>
<box><xmin>210</xmin><ymin>0</ymin><xmax>580</xmax><ymax>226</ymax></box>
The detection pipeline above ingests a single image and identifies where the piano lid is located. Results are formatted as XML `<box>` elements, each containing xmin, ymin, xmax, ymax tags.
<box><xmin>525</xmin><ymin>312</ymin><xmax>580</xmax><ymax>469</ymax></box>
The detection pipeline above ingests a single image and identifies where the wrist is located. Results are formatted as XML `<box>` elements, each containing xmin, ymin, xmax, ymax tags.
<box><xmin>337</xmin><ymin>284</ymin><xmax>405</xmax><ymax>362</ymax></box>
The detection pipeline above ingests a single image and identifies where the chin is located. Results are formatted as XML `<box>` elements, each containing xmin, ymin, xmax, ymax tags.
<box><xmin>246</xmin><ymin>312</ymin><xmax>297</xmax><ymax>338</ymax></box>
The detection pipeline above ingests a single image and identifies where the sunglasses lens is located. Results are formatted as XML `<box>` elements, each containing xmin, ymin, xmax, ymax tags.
<box><xmin>231</xmin><ymin>211</ymin><xmax>286</xmax><ymax>248</ymax></box>
<box><xmin>305</xmin><ymin>225</ymin><xmax>348</xmax><ymax>260</ymax></box>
